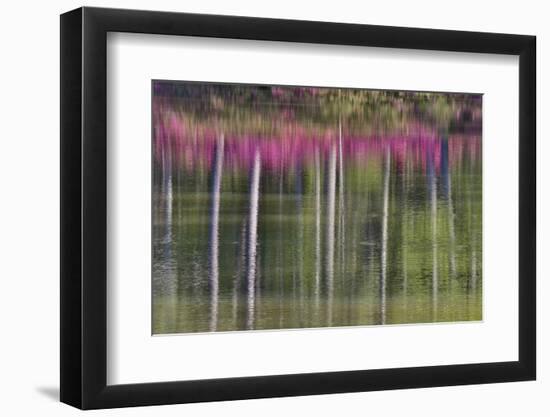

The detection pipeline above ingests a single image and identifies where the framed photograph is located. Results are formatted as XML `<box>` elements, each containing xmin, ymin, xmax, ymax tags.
<box><xmin>60</xmin><ymin>6</ymin><xmax>536</xmax><ymax>409</ymax></box>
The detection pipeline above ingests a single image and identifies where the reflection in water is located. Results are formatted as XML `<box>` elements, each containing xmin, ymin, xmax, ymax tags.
<box><xmin>443</xmin><ymin>138</ymin><xmax>457</xmax><ymax>281</ymax></box>
<box><xmin>246</xmin><ymin>150</ymin><xmax>261</xmax><ymax>330</ymax></box>
<box><xmin>429</xmin><ymin>144</ymin><xmax>438</xmax><ymax>322</ymax></box>
<box><xmin>315</xmin><ymin>149</ymin><xmax>321</xmax><ymax>309</ymax></box>
<box><xmin>338</xmin><ymin>120</ymin><xmax>346</xmax><ymax>291</ymax></box>
<box><xmin>380</xmin><ymin>148</ymin><xmax>390</xmax><ymax>325</ymax></box>
<box><xmin>152</xmin><ymin>82</ymin><xmax>483</xmax><ymax>334</ymax></box>
<box><xmin>208</xmin><ymin>135</ymin><xmax>224</xmax><ymax>331</ymax></box>
<box><xmin>326</xmin><ymin>143</ymin><xmax>337</xmax><ymax>326</ymax></box>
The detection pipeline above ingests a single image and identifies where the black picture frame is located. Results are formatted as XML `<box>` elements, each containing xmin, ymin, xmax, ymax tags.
<box><xmin>60</xmin><ymin>6</ymin><xmax>536</xmax><ymax>410</ymax></box>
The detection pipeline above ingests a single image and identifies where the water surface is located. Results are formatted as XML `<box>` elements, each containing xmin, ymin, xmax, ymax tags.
<box><xmin>152</xmin><ymin>82</ymin><xmax>482</xmax><ymax>334</ymax></box>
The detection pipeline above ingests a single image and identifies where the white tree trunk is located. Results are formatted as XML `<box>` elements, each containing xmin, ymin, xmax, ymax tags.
<box><xmin>326</xmin><ymin>144</ymin><xmax>337</xmax><ymax>326</ymax></box>
<box><xmin>431</xmin><ymin>156</ymin><xmax>438</xmax><ymax>322</ymax></box>
<box><xmin>315</xmin><ymin>149</ymin><xmax>322</xmax><ymax>310</ymax></box>
<box><xmin>246</xmin><ymin>150</ymin><xmax>261</xmax><ymax>330</ymax></box>
<box><xmin>380</xmin><ymin>148</ymin><xmax>390</xmax><ymax>325</ymax></box>
<box><xmin>338</xmin><ymin>120</ymin><xmax>346</xmax><ymax>277</ymax></box>
<box><xmin>402</xmin><ymin>157</ymin><xmax>409</xmax><ymax>310</ymax></box>
<box><xmin>209</xmin><ymin>135</ymin><xmax>224</xmax><ymax>332</ymax></box>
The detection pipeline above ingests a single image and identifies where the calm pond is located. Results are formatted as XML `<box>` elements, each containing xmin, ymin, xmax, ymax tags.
<box><xmin>152</xmin><ymin>83</ymin><xmax>482</xmax><ymax>334</ymax></box>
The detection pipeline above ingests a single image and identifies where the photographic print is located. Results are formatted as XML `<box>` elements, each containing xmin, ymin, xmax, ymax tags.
<box><xmin>152</xmin><ymin>81</ymin><xmax>482</xmax><ymax>334</ymax></box>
